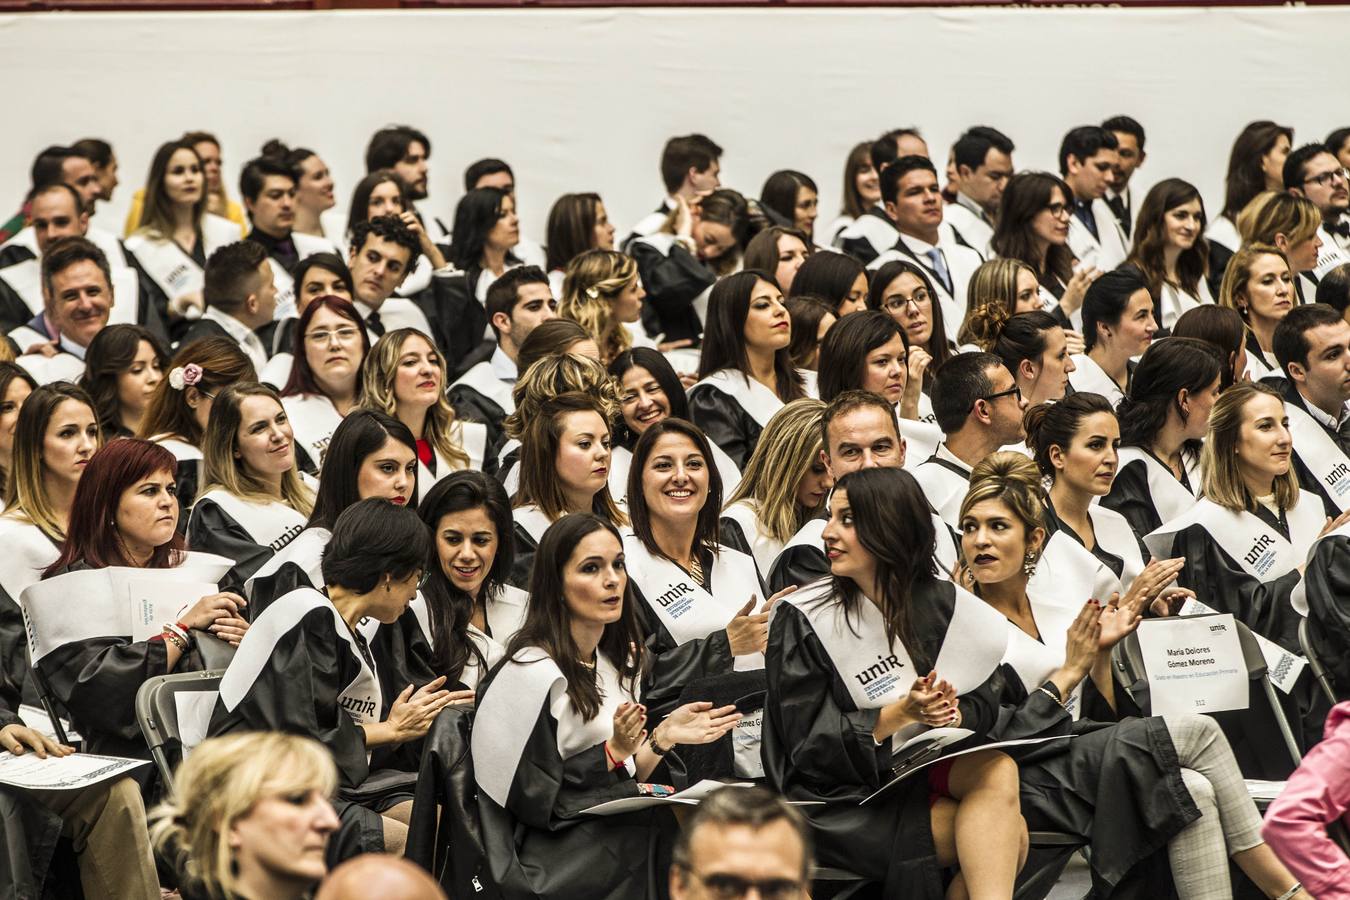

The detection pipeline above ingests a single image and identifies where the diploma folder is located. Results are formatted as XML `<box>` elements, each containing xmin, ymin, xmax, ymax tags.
<box><xmin>861</xmin><ymin>727</ymin><xmax>1073</xmax><ymax>806</ymax></box>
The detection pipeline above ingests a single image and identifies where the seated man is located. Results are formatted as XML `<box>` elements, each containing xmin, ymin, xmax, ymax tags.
<box><xmin>1060</xmin><ymin>125</ymin><xmax>1128</xmax><ymax>272</ymax></box>
<box><xmin>670</xmin><ymin>786</ymin><xmax>813</xmax><ymax>900</ymax></box>
<box><xmin>622</xmin><ymin>133</ymin><xmax>722</xmax><ymax>250</ymax></box>
<box><xmin>240</xmin><ymin>155</ymin><xmax>334</xmax><ymax>317</ymax></box>
<box><xmin>11</xmin><ymin>236</ymin><xmax>113</xmax><ymax>383</ymax></box>
<box><xmin>463</xmin><ymin>157</ymin><xmax>546</xmax><ymax>269</ymax></box>
<box><xmin>181</xmin><ymin>241</ymin><xmax>278</xmax><ymax>372</ymax></box>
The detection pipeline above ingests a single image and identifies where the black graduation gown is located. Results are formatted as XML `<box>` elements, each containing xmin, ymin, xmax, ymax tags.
<box><xmin>1101</xmin><ymin>450</ymin><xmax>1195</xmax><ymax>548</ymax></box>
<box><xmin>0</xmin><ymin>672</ymin><xmax>61</xmax><ymax>900</ymax></box>
<box><xmin>186</xmin><ymin>492</ymin><xmax>307</xmax><ymax>599</ymax></box>
<box><xmin>0</xmin><ymin>278</ymin><xmax>31</xmax><ymax>333</ymax></box>
<box><xmin>686</xmin><ymin>383</ymin><xmax>766</xmax><ymax>472</ymax></box>
<box><xmin>767</xmin><ymin>522</ymin><xmax>828</xmax><ymax>595</ymax></box>
<box><xmin>448</xmin><ymin>381</ymin><xmax>510</xmax><ymax>456</ymax></box>
<box><xmin>630</xmin><ymin>238</ymin><xmax>715</xmax><ymax>344</ymax></box>
<box><xmin>426</xmin><ymin>266</ymin><xmax>491</xmax><ymax>378</ymax></box>
<box><xmin>1299</xmin><ymin>529</ymin><xmax>1350</xmax><ymax>697</ymax></box>
<box><xmin>471</xmin><ymin>648</ymin><xmax>678</xmax><ymax>900</ymax></box>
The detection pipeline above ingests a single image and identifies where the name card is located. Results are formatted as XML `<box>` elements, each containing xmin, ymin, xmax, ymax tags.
<box><xmin>1179</xmin><ymin>597</ymin><xmax>1306</xmax><ymax>694</ymax></box>
<box><xmin>1136</xmin><ymin>614</ymin><xmax>1248</xmax><ymax>717</ymax></box>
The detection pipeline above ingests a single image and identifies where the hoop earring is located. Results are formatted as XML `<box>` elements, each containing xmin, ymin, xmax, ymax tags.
<box><xmin>1022</xmin><ymin>551</ymin><xmax>1037</xmax><ymax>577</ymax></box>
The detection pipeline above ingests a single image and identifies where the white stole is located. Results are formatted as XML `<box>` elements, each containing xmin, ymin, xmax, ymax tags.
<box><xmin>690</xmin><ymin>369</ymin><xmax>784</xmax><ymax>429</ymax></box>
<box><xmin>512</xmin><ymin>503</ymin><xmax>554</xmax><ymax>546</ymax></box>
<box><xmin>1067</xmin><ymin>353</ymin><xmax>1125</xmax><ymax>407</ymax></box>
<box><xmin>281</xmin><ymin>393</ymin><xmax>344</xmax><ymax>471</ymax></box>
<box><xmin>243</xmin><ymin>526</ymin><xmax>329</xmax><ymax>601</ymax></box>
<box><xmin>1145</xmin><ymin>496</ymin><xmax>1324</xmax><ymax>584</ymax></box>
<box><xmin>1115</xmin><ymin>447</ymin><xmax>1200</xmax><ymax>525</ymax></box>
<box><xmin>1285</xmin><ymin>401</ymin><xmax>1350</xmax><ymax>512</ymax></box>
<box><xmin>1000</xmin><ymin>597</ymin><xmax>1086</xmax><ymax>720</ymax></box>
<box><xmin>721</xmin><ymin>500</ymin><xmax>786</xmax><ymax>576</ymax></box>
<box><xmin>450</xmin><ymin>361</ymin><xmax>516</xmax><ymax>415</ymax></box>
<box><xmin>622</xmin><ymin>533</ymin><xmax>764</xmax><ymax>670</ymax></box>
<box><xmin>194</xmin><ymin>489</ymin><xmax>306</xmax><ymax>554</ymax></box>
<box><xmin>415</xmin><ymin>422</ymin><xmax>488</xmax><ymax>503</ymax></box>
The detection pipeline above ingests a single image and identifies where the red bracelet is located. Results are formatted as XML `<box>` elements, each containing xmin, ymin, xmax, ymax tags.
<box><xmin>603</xmin><ymin>741</ymin><xmax>622</xmax><ymax>770</ymax></box>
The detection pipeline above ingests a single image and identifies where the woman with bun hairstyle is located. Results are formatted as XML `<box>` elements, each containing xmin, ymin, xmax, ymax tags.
<box><xmin>607</xmin><ymin>347</ymin><xmax>740</xmax><ymax>505</ymax></box>
<box><xmin>1173</xmin><ymin>304</ymin><xmax>1249</xmax><ymax>390</ymax></box>
<box><xmin>958</xmin><ymin>451</ymin><xmax>1312</xmax><ymax>900</ymax></box>
<box><xmin>188</xmin><ymin>383</ymin><xmax>315</xmax><ymax>595</ymax></box>
<box><xmin>1125</xmin><ymin>178</ymin><xmax>1213</xmax><ymax>330</ymax></box>
<box><xmin>151</xmin><ymin>733</ymin><xmax>341</xmax><ymax>900</ymax></box>
<box><xmin>721</xmin><ymin>398</ymin><xmax>829</xmax><ymax>574</ymax></box>
<box><xmin>1103</xmin><ymin>338</ymin><xmax>1223</xmax><ymax>539</ymax></box>
<box><xmin>968</xmin><ymin>306</ymin><xmax>1076</xmax><ymax>408</ymax></box>
<box><xmin>689</xmin><ymin>270</ymin><xmax>807</xmax><ymax>470</ymax></box>
<box><xmin>139</xmin><ymin>337</ymin><xmax>258</xmax><ymax>521</ymax></box>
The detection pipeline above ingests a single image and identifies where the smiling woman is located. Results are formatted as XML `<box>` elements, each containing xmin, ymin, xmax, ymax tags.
<box><xmin>79</xmin><ymin>323</ymin><xmax>167</xmax><ymax>439</ymax></box>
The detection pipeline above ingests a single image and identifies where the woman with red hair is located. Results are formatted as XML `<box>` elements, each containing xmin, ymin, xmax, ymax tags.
<box><xmin>24</xmin><ymin>439</ymin><xmax>249</xmax><ymax>761</ymax></box>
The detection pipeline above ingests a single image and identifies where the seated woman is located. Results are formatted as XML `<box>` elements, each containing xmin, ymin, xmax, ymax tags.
<box><xmin>787</xmin><ymin>249</ymin><xmax>868</xmax><ymax>319</ymax></box>
<box><xmin>28</xmin><ymin>439</ymin><xmax>247</xmax><ymax>760</ymax></box>
<box><xmin>966</xmin><ymin>307</ymin><xmax>1076</xmax><ymax>409</ymax></box>
<box><xmin>689</xmin><ymin>271</ymin><xmax>807</xmax><ymax>469</ymax></box>
<box><xmin>1125</xmin><ymin>178</ymin><xmax>1214</xmax><ymax>331</ymax></box>
<box><xmin>437</xmin><ymin>187</ymin><xmax>523</xmax><ymax>372</ymax></box>
<box><xmin>959</xmin><ymin>453</ymin><xmax>1313</xmax><ymax>900</ymax></box>
<box><xmin>471</xmin><ymin>512</ymin><xmax>741</xmax><ymax>900</ymax></box>
<box><xmin>630</xmin><ymin>188</ymin><xmax>750</xmax><ymax>347</ymax></box>
<box><xmin>1103</xmin><ymin>338</ymin><xmax>1222</xmax><ymax>539</ymax></box>
<box><xmin>360</xmin><ymin>328</ymin><xmax>489</xmax><ymax>499</ymax></box>
<box><xmin>608</xmin><ymin>347</ymin><xmax>740</xmax><ymax>505</ymax></box>
<box><xmin>269</xmin><ymin>251</ymin><xmax>357</xmax><ymax>362</ymax></box>
<box><xmin>124</xmin><ymin>139</ymin><xmax>241</xmax><ymax>333</ymax></box>
<box><xmin>1237</xmin><ymin>191</ymin><xmax>1326</xmax><ymax>303</ymax></box>
<box><xmin>0</xmin><ymin>363</ymin><xmax>34</xmax><ymax>498</ymax></box>
<box><xmin>558</xmin><ymin>249</ymin><xmax>651</xmax><ymax>366</ymax></box>
<box><xmin>509</xmin><ymin>391</ymin><xmax>624</xmax><ymax>589</ymax></box>
<box><xmin>0</xmin><ymin>383</ymin><xmax>98</xmax><ymax>702</ymax></box>
<box><xmin>246</xmin><ymin>409</ymin><xmax>416</xmax><ymax>616</ymax></box>
<box><xmin>784</xmin><ymin>295</ymin><xmax>834</xmax><ymax>371</ymax></box>
<box><xmin>187</xmin><ymin>383</ymin><xmax>315</xmax><ymax>595</ymax></box>
<box><xmin>138</xmin><ymin>336</ymin><xmax>257</xmax><ymax>521</ymax></box>
<box><xmin>150</xmin><ymin>733</ymin><xmax>341</xmax><ymax>900</ymax></box>
<box><xmin>622</xmin><ymin>419</ymin><xmax>779</xmax><ymax>740</ymax></box>
<box><xmin>1068</xmin><ymin>266</ymin><xmax>1158</xmax><ymax>406</ymax></box>
<box><xmin>1148</xmin><ymin>381</ymin><xmax>1337</xmax><ymax>772</ymax></box>
<box><xmin>210</xmin><ymin>499</ymin><xmax>463</xmax><ymax>854</ymax></box>
<box><xmin>957</xmin><ymin>258</ymin><xmax>1056</xmax><ymax>350</ymax></box>
<box><xmin>868</xmin><ymin>259</ymin><xmax>955</xmax><ymax>416</ymax></box>
<box><xmin>1173</xmin><ymin>304</ymin><xmax>1249</xmax><ymax>389</ymax></box>
<box><xmin>743</xmin><ymin>225</ymin><xmax>812</xmax><ymax>296</ymax></box>
<box><xmin>1216</xmin><ymin>243</ymin><xmax>1296</xmax><ymax>380</ymax></box>
<box><xmin>412</xmin><ymin>470</ymin><xmax>528</xmax><ymax>692</ymax></box>
<box><xmin>79</xmin><ymin>324</ymin><xmax>166</xmax><ymax>440</ymax></box>
<box><xmin>545</xmin><ymin>192</ymin><xmax>617</xmax><ymax>297</ymax></box>
<box><xmin>280</xmin><ymin>295</ymin><xmax>370</xmax><ymax>473</ymax></box>
<box><xmin>721</xmin><ymin>398</ymin><xmax>829</xmax><ymax>574</ymax></box>
<box><xmin>762</xmin><ymin>466</ymin><xmax>1027</xmax><ymax>896</ymax></box>
<box><xmin>1024</xmin><ymin>393</ymin><xmax>1159</xmax><ymax>600</ymax></box>
<box><xmin>760</xmin><ymin>170</ymin><xmax>818</xmax><ymax>241</ymax></box>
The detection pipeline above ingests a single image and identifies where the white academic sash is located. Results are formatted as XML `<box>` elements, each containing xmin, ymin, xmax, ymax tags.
<box><xmin>1041</xmin><ymin>505</ymin><xmax>1147</xmax><ymax>602</ymax></box>
<box><xmin>1145</xmin><ymin>496</ymin><xmax>1324</xmax><ymax>584</ymax></box>
<box><xmin>499</xmin><ymin>438</ymin><xmax>522</xmax><ymax>497</ymax></box>
<box><xmin>1088</xmin><ymin>504</ymin><xmax>1146</xmax><ymax>592</ymax></box>
<box><xmin>837</xmin><ymin>214</ymin><xmax>899</xmax><ymax>256</ymax></box>
<box><xmin>771</xmin><ymin>516</ymin><xmax>826</xmax><ymax>577</ymax></box>
<box><xmin>800</xmin><ymin>368</ymin><xmax>820</xmax><ymax>401</ymax></box>
<box><xmin>622</xmin><ymin>534</ymin><xmax>764</xmax><ymax>670</ymax></box>
<box><xmin>269</xmin><ymin>233</ymin><xmax>337</xmax><ymax>319</ymax></box>
<box><xmin>1158</xmin><ymin>281</ymin><xmax>1212</xmax><ymax>331</ymax></box>
<box><xmin>194</xmin><ymin>489</ymin><xmax>306</xmax><ymax>554</ymax></box>
<box><xmin>415</xmin><ymin>422</ymin><xmax>488</xmax><ymax>504</ymax></box>
<box><xmin>243</xmin><ymin>526</ymin><xmax>329</xmax><ymax>601</ymax></box>
<box><xmin>1067</xmin><ymin>354</ymin><xmax>1124</xmax><ymax>407</ymax></box>
<box><xmin>913</xmin><ymin>457</ymin><xmax>970</xmax><ymax>531</ymax></box>
<box><xmin>281</xmin><ymin>393</ymin><xmax>344</xmax><ymax>471</ymax></box>
<box><xmin>1115</xmin><ymin>447</ymin><xmax>1200</xmax><ymax>525</ymax></box>
<box><xmin>1205</xmin><ymin>216</ymin><xmax>1240</xmax><ymax>253</ymax></box>
<box><xmin>457</xmin><ymin>584</ymin><xmax>531</xmax><ymax>689</ymax></box>
<box><xmin>217</xmin><ymin>587</ymin><xmax>381</xmax><ymax>728</ymax></box>
<box><xmin>450</xmin><ymin>361</ymin><xmax>516</xmax><ymax>416</ymax></box>
<box><xmin>690</xmin><ymin>369</ymin><xmax>785</xmax><ymax>430</ymax></box>
<box><xmin>782</xmin><ymin>580</ymin><xmax>1007</xmax><ymax>711</ymax></box>
<box><xmin>0</xmin><ymin>516</ymin><xmax>58</xmax><ymax>606</ymax></box>
<box><xmin>124</xmin><ymin>233</ymin><xmax>203</xmax><ymax>302</ymax></box>
<box><xmin>721</xmin><ymin>500</ymin><xmax>785</xmax><ymax>576</ymax></box>
<box><xmin>1313</xmin><ymin>227</ymin><xmax>1350</xmax><ymax>280</ymax></box>
<box><xmin>1000</xmin><ymin>597</ymin><xmax>1086</xmax><ymax>720</ymax></box>
<box><xmin>473</xmin><ymin>645</ymin><xmax>637</xmax><ymax>807</ymax></box>
<box><xmin>1285</xmin><ymin>402</ymin><xmax>1350</xmax><ymax>512</ymax></box>
<box><xmin>512</xmin><ymin>503</ymin><xmax>554</xmax><ymax>546</ymax></box>
<box><xmin>898</xmin><ymin>415</ymin><xmax>943</xmax><ymax>469</ymax></box>
<box><xmin>21</xmin><ymin>552</ymin><xmax>233</xmax><ymax>664</ymax></box>
<box><xmin>0</xmin><ymin>258</ymin><xmax>42</xmax><ymax>313</ymax></box>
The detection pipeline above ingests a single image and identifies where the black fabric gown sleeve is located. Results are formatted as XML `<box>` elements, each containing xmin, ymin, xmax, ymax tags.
<box><xmin>718</xmin><ymin>517</ymin><xmax>752</xmax><ymax>558</ymax></box>
<box><xmin>1299</xmin><ymin>534</ymin><xmax>1350</xmax><ymax>696</ymax></box>
<box><xmin>767</xmin><ymin>544</ymin><xmax>829</xmax><ymax>595</ymax></box>
<box><xmin>0</xmin><ymin>280</ymin><xmax>29</xmax><ymax>334</ymax></box>
<box><xmin>1100</xmin><ymin>460</ymin><xmax>1163</xmax><ymax>555</ymax></box>
<box><xmin>186</xmin><ymin>500</ymin><xmax>277</xmax><ymax>601</ymax></box>
<box><xmin>687</xmin><ymin>385</ymin><xmax>762</xmax><ymax>471</ymax></box>
<box><xmin>0</xmin><ymin>590</ymin><xmax>29</xmax><ymax>713</ymax></box>
<box><xmin>245</xmin><ymin>559</ymin><xmax>314</xmax><ymax>620</ymax></box>
<box><xmin>448</xmin><ymin>387</ymin><xmax>507</xmax><ymax>455</ymax></box>
<box><xmin>506</xmin><ymin>524</ymin><xmax>538</xmax><ymax>591</ymax></box>
<box><xmin>630</xmin><ymin>240</ymin><xmax>714</xmax><ymax>345</ymax></box>
<box><xmin>474</xmin><ymin>678</ymin><xmax>677</xmax><ymax>900</ymax></box>
<box><xmin>632</xmin><ymin>584</ymin><xmax>734</xmax><ymax>718</ymax></box>
<box><xmin>208</xmin><ymin>606</ymin><xmax>371</xmax><ymax>789</ymax></box>
<box><xmin>38</xmin><ymin>634</ymin><xmax>171</xmax><ymax>757</ymax></box>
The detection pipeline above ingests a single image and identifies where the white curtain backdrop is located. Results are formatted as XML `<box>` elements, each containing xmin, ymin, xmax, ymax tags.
<box><xmin>0</xmin><ymin>5</ymin><xmax>1344</xmax><ymax>243</ymax></box>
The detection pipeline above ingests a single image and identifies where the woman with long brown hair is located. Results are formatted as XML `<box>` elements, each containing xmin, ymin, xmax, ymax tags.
<box><xmin>1125</xmin><ymin>178</ymin><xmax>1212</xmax><ymax>330</ymax></box>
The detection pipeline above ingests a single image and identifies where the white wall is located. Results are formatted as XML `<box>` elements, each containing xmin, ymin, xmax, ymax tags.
<box><xmin>0</xmin><ymin>5</ymin><xmax>1345</xmax><ymax>243</ymax></box>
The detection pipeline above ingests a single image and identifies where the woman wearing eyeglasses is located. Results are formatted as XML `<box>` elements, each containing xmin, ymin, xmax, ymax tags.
<box><xmin>280</xmin><ymin>295</ymin><xmax>370</xmax><ymax>474</ymax></box>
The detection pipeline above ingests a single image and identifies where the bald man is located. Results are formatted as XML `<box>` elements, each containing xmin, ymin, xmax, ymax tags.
<box><xmin>315</xmin><ymin>854</ymin><xmax>447</xmax><ymax>900</ymax></box>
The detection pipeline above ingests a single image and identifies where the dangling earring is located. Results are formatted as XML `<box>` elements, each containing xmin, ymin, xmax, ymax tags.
<box><xmin>1022</xmin><ymin>551</ymin><xmax>1037</xmax><ymax>576</ymax></box>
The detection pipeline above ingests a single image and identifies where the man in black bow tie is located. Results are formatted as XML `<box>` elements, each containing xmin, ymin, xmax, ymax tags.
<box><xmin>1286</xmin><ymin>143</ymin><xmax>1350</xmax><ymax>272</ymax></box>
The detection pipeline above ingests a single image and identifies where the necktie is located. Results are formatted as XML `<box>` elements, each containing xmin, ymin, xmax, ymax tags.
<box><xmin>366</xmin><ymin>311</ymin><xmax>386</xmax><ymax>337</ymax></box>
<box><xmin>1336</xmin><ymin>409</ymin><xmax>1350</xmax><ymax>451</ymax></box>
<box><xmin>925</xmin><ymin>248</ymin><xmax>954</xmax><ymax>296</ymax></box>
<box><xmin>1106</xmin><ymin>194</ymin><xmax>1132</xmax><ymax>238</ymax></box>
<box><xmin>1074</xmin><ymin>201</ymin><xmax>1099</xmax><ymax>241</ymax></box>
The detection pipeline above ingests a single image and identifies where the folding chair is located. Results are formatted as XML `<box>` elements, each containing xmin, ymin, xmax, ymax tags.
<box><xmin>1114</xmin><ymin>616</ymin><xmax>1302</xmax><ymax>770</ymax></box>
<box><xmin>1299</xmin><ymin>617</ymin><xmax>1339</xmax><ymax>706</ymax></box>
<box><xmin>134</xmin><ymin>669</ymin><xmax>225</xmax><ymax>788</ymax></box>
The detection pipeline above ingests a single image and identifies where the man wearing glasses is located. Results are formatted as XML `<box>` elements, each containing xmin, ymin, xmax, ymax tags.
<box><xmin>1285</xmin><ymin>143</ymin><xmax>1350</xmax><ymax>274</ymax></box>
<box><xmin>913</xmin><ymin>351</ymin><xmax>1029</xmax><ymax>532</ymax></box>
<box><xmin>670</xmin><ymin>786</ymin><xmax>813</xmax><ymax>900</ymax></box>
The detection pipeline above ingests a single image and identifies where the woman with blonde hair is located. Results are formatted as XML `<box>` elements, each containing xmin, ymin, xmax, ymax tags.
<box><xmin>1217</xmin><ymin>243</ymin><xmax>1296</xmax><ymax>380</ymax></box>
<box><xmin>188</xmin><ymin>382</ymin><xmax>315</xmax><ymax>593</ymax></box>
<box><xmin>151</xmin><ymin>733</ymin><xmax>343</xmax><ymax>900</ymax></box>
<box><xmin>1236</xmin><ymin>191</ymin><xmax>1325</xmax><ymax>301</ymax></box>
<box><xmin>959</xmin><ymin>257</ymin><xmax>1083</xmax><ymax>353</ymax></box>
<box><xmin>139</xmin><ymin>337</ymin><xmax>258</xmax><ymax>520</ymax></box>
<box><xmin>721</xmin><ymin>397</ymin><xmax>828</xmax><ymax>573</ymax></box>
<box><xmin>360</xmin><ymin>328</ymin><xmax>488</xmax><ymax>500</ymax></box>
<box><xmin>558</xmin><ymin>248</ymin><xmax>650</xmax><ymax>364</ymax></box>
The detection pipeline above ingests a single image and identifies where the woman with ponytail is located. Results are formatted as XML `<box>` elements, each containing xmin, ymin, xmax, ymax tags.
<box><xmin>965</xmin><ymin>304</ymin><xmax>1076</xmax><ymax>408</ymax></box>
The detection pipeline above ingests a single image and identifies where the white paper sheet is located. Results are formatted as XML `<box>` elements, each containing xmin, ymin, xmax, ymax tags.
<box><xmin>1136</xmin><ymin>614</ymin><xmax>1249</xmax><ymax>717</ymax></box>
<box><xmin>1179</xmin><ymin>598</ymin><xmax>1306</xmax><ymax>694</ymax></box>
<box><xmin>173</xmin><ymin>691</ymin><xmax>219</xmax><ymax>758</ymax></box>
<box><xmin>1244</xmin><ymin>779</ymin><xmax>1286</xmax><ymax>802</ymax></box>
<box><xmin>580</xmin><ymin>779</ymin><xmax>754</xmax><ymax>816</ymax></box>
<box><xmin>0</xmin><ymin>751</ymin><xmax>148</xmax><ymax>790</ymax></box>
<box><xmin>128</xmin><ymin>579</ymin><xmax>218</xmax><ymax>642</ymax></box>
<box><xmin>18</xmin><ymin>704</ymin><xmax>81</xmax><ymax>743</ymax></box>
